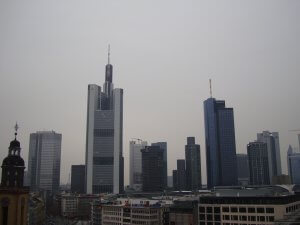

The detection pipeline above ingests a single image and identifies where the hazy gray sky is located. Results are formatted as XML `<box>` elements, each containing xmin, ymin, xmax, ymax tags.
<box><xmin>0</xmin><ymin>0</ymin><xmax>299</xmax><ymax>185</ymax></box>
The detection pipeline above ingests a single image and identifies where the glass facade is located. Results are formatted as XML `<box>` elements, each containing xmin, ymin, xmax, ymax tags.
<box><xmin>204</xmin><ymin>98</ymin><xmax>237</xmax><ymax>188</ymax></box>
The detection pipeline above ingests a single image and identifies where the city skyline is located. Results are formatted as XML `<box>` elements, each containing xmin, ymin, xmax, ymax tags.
<box><xmin>0</xmin><ymin>1</ymin><xmax>300</xmax><ymax>185</ymax></box>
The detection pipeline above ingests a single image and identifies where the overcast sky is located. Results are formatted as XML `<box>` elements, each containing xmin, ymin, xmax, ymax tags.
<box><xmin>0</xmin><ymin>0</ymin><xmax>299</xmax><ymax>185</ymax></box>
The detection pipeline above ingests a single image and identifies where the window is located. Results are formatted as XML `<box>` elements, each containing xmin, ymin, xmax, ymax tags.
<box><xmin>207</xmin><ymin>207</ymin><xmax>212</xmax><ymax>213</ymax></box>
<box><xmin>257</xmin><ymin>208</ymin><xmax>265</xmax><ymax>213</ymax></box>
<box><xmin>207</xmin><ymin>214</ymin><xmax>213</xmax><ymax>221</ymax></box>
<box><xmin>239</xmin><ymin>207</ymin><xmax>246</xmax><ymax>213</ymax></box>
<box><xmin>199</xmin><ymin>207</ymin><xmax>205</xmax><ymax>213</ymax></box>
<box><xmin>268</xmin><ymin>216</ymin><xmax>274</xmax><ymax>222</ymax></box>
<box><xmin>248</xmin><ymin>207</ymin><xmax>255</xmax><ymax>213</ymax></box>
<box><xmin>266</xmin><ymin>208</ymin><xmax>274</xmax><ymax>213</ymax></box>
<box><xmin>231</xmin><ymin>207</ymin><xmax>238</xmax><ymax>213</ymax></box>
<box><xmin>214</xmin><ymin>215</ymin><xmax>220</xmax><ymax>221</ymax></box>
<box><xmin>199</xmin><ymin>214</ymin><xmax>205</xmax><ymax>220</ymax></box>
<box><xmin>214</xmin><ymin>207</ymin><xmax>220</xmax><ymax>213</ymax></box>
<box><xmin>222</xmin><ymin>207</ymin><xmax>229</xmax><ymax>212</ymax></box>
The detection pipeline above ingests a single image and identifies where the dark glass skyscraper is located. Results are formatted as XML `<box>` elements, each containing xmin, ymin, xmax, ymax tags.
<box><xmin>141</xmin><ymin>146</ymin><xmax>164</xmax><ymax>192</ymax></box>
<box><xmin>151</xmin><ymin>142</ymin><xmax>167</xmax><ymax>188</ymax></box>
<box><xmin>71</xmin><ymin>165</ymin><xmax>85</xmax><ymax>193</ymax></box>
<box><xmin>204</xmin><ymin>98</ymin><xmax>238</xmax><ymax>188</ymax></box>
<box><xmin>236</xmin><ymin>154</ymin><xmax>250</xmax><ymax>185</ymax></box>
<box><xmin>247</xmin><ymin>141</ymin><xmax>270</xmax><ymax>185</ymax></box>
<box><xmin>177</xmin><ymin>159</ymin><xmax>186</xmax><ymax>190</ymax></box>
<box><xmin>185</xmin><ymin>137</ymin><xmax>201</xmax><ymax>190</ymax></box>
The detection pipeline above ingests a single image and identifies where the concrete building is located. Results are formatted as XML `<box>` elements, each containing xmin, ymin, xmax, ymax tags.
<box><xmin>247</xmin><ymin>141</ymin><xmax>270</xmax><ymax>185</ymax></box>
<box><xmin>236</xmin><ymin>153</ymin><xmax>250</xmax><ymax>186</ymax></box>
<box><xmin>198</xmin><ymin>186</ymin><xmax>300</xmax><ymax>225</ymax></box>
<box><xmin>185</xmin><ymin>137</ymin><xmax>201</xmax><ymax>190</ymax></box>
<box><xmin>85</xmin><ymin>52</ymin><xmax>124</xmax><ymax>194</ymax></box>
<box><xmin>141</xmin><ymin>146</ymin><xmax>164</xmax><ymax>192</ymax></box>
<box><xmin>204</xmin><ymin>98</ymin><xmax>238</xmax><ymax>188</ymax></box>
<box><xmin>287</xmin><ymin>145</ymin><xmax>300</xmax><ymax>184</ymax></box>
<box><xmin>28</xmin><ymin>131</ymin><xmax>62</xmax><ymax>193</ymax></box>
<box><xmin>0</xmin><ymin>126</ymin><xmax>29</xmax><ymax>225</ymax></box>
<box><xmin>151</xmin><ymin>142</ymin><xmax>168</xmax><ymax>188</ymax></box>
<box><xmin>257</xmin><ymin>131</ymin><xmax>282</xmax><ymax>182</ymax></box>
<box><xmin>71</xmin><ymin>165</ymin><xmax>85</xmax><ymax>194</ymax></box>
<box><xmin>129</xmin><ymin>140</ymin><xmax>147</xmax><ymax>191</ymax></box>
<box><xmin>101</xmin><ymin>198</ymin><xmax>171</xmax><ymax>225</ymax></box>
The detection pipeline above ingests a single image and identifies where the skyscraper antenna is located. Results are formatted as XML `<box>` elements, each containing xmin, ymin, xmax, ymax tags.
<box><xmin>209</xmin><ymin>79</ymin><xmax>212</xmax><ymax>98</ymax></box>
<box><xmin>108</xmin><ymin>44</ymin><xmax>110</xmax><ymax>64</ymax></box>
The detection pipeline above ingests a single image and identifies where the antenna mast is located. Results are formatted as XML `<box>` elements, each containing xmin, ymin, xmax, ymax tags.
<box><xmin>209</xmin><ymin>79</ymin><xmax>212</xmax><ymax>98</ymax></box>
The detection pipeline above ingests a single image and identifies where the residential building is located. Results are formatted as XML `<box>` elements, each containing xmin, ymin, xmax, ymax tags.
<box><xmin>28</xmin><ymin>131</ymin><xmax>62</xmax><ymax>193</ymax></box>
<box><xmin>185</xmin><ymin>137</ymin><xmax>201</xmax><ymax>190</ymax></box>
<box><xmin>0</xmin><ymin>126</ymin><xmax>29</xmax><ymax>225</ymax></box>
<box><xmin>151</xmin><ymin>142</ymin><xmax>168</xmax><ymax>188</ymax></box>
<box><xmin>85</xmin><ymin>51</ymin><xmax>124</xmax><ymax>194</ymax></box>
<box><xmin>198</xmin><ymin>186</ymin><xmax>300</xmax><ymax>225</ymax></box>
<box><xmin>141</xmin><ymin>146</ymin><xmax>164</xmax><ymax>192</ymax></box>
<box><xmin>287</xmin><ymin>145</ymin><xmax>300</xmax><ymax>184</ymax></box>
<box><xmin>204</xmin><ymin>98</ymin><xmax>238</xmax><ymax>188</ymax></box>
<box><xmin>129</xmin><ymin>140</ymin><xmax>147</xmax><ymax>191</ymax></box>
<box><xmin>247</xmin><ymin>141</ymin><xmax>270</xmax><ymax>185</ymax></box>
<box><xmin>257</xmin><ymin>131</ymin><xmax>282</xmax><ymax>182</ymax></box>
<box><xmin>236</xmin><ymin>154</ymin><xmax>250</xmax><ymax>186</ymax></box>
<box><xmin>71</xmin><ymin>165</ymin><xmax>85</xmax><ymax>194</ymax></box>
<box><xmin>177</xmin><ymin>159</ymin><xmax>186</xmax><ymax>191</ymax></box>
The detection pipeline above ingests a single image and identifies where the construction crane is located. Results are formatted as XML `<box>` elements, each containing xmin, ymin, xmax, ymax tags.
<box><xmin>131</xmin><ymin>138</ymin><xmax>143</xmax><ymax>143</ymax></box>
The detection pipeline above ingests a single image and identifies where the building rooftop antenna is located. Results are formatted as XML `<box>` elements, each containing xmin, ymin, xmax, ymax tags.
<box><xmin>209</xmin><ymin>79</ymin><xmax>212</xmax><ymax>98</ymax></box>
<box><xmin>108</xmin><ymin>44</ymin><xmax>110</xmax><ymax>64</ymax></box>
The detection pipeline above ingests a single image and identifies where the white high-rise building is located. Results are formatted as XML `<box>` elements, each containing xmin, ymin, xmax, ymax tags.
<box><xmin>28</xmin><ymin>131</ymin><xmax>62</xmax><ymax>193</ymax></box>
<box><xmin>129</xmin><ymin>140</ymin><xmax>147</xmax><ymax>191</ymax></box>
<box><xmin>257</xmin><ymin>131</ymin><xmax>282</xmax><ymax>183</ymax></box>
<box><xmin>85</xmin><ymin>51</ymin><xmax>124</xmax><ymax>194</ymax></box>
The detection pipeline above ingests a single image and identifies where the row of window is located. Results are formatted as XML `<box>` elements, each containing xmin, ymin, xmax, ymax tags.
<box><xmin>199</xmin><ymin>206</ymin><xmax>274</xmax><ymax>214</ymax></box>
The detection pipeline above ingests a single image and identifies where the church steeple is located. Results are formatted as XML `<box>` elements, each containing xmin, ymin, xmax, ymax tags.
<box><xmin>1</xmin><ymin>123</ymin><xmax>25</xmax><ymax>188</ymax></box>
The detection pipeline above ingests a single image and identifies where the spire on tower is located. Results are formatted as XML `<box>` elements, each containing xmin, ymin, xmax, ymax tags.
<box><xmin>209</xmin><ymin>79</ymin><xmax>212</xmax><ymax>98</ymax></box>
<box><xmin>14</xmin><ymin>122</ymin><xmax>19</xmax><ymax>139</ymax></box>
<box><xmin>108</xmin><ymin>44</ymin><xmax>110</xmax><ymax>64</ymax></box>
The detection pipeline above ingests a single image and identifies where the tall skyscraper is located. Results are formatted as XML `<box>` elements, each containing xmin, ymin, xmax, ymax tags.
<box><xmin>257</xmin><ymin>131</ymin><xmax>282</xmax><ymax>182</ymax></box>
<box><xmin>71</xmin><ymin>165</ymin><xmax>85</xmax><ymax>193</ymax></box>
<box><xmin>185</xmin><ymin>137</ymin><xmax>201</xmax><ymax>190</ymax></box>
<box><xmin>141</xmin><ymin>146</ymin><xmax>164</xmax><ymax>192</ymax></box>
<box><xmin>28</xmin><ymin>131</ymin><xmax>62</xmax><ymax>193</ymax></box>
<box><xmin>151</xmin><ymin>142</ymin><xmax>167</xmax><ymax>188</ymax></box>
<box><xmin>172</xmin><ymin>170</ymin><xmax>178</xmax><ymax>190</ymax></box>
<box><xmin>177</xmin><ymin>159</ymin><xmax>186</xmax><ymax>190</ymax></box>
<box><xmin>85</xmin><ymin>50</ymin><xmax>124</xmax><ymax>194</ymax></box>
<box><xmin>287</xmin><ymin>145</ymin><xmax>300</xmax><ymax>185</ymax></box>
<box><xmin>129</xmin><ymin>140</ymin><xmax>147</xmax><ymax>191</ymax></box>
<box><xmin>204</xmin><ymin>97</ymin><xmax>238</xmax><ymax>188</ymax></box>
<box><xmin>236</xmin><ymin>154</ymin><xmax>250</xmax><ymax>185</ymax></box>
<box><xmin>247</xmin><ymin>141</ymin><xmax>270</xmax><ymax>185</ymax></box>
<box><xmin>0</xmin><ymin>125</ymin><xmax>29</xmax><ymax>225</ymax></box>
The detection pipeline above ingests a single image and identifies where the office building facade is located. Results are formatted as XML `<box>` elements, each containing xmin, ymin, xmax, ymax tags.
<box><xmin>71</xmin><ymin>165</ymin><xmax>85</xmax><ymax>194</ymax></box>
<box><xmin>129</xmin><ymin>140</ymin><xmax>147</xmax><ymax>191</ymax></box>
<box><xmin>151</xmin><ymin>142</ymin><xmax>168</xmax><ymax>188</ymax></box>
<box><xmin>85</xmin><ymin>55</ymin><xmax>124</xmax><ymax>194</ymax></box>
<box><xmin>141</xmin><ymin>146</ymin><xmax>164</xmax><ymax>192</ymax></box>
<box><xmin>247</xmin><ymin>141</ymin><xmax>270</xmax><ymax>185</ymax></box>
<box><xmin>185</xmin><ymin>137</ymin><xmax>201</xmax><ymax>190</ymax></box>
<box><xmin>204</xmin><ymin>98</ymin><xmax>238</xmax><ymax>188</ymax></box>
<box><xmin>236</xmin><ymin>154</ymin><xmax>250</xmax><ymax>186</ymax></box>
<box><xmin>287</xmin><ymin>145</ymin><xmax>300</xmax><ymax>185</ymax></box>
<box><xmin>257</xmin><ymin>131</ymin><xmax>282</xmax><ymax>183</ymax></box>
<box><xmin>177</xmin><ymin>159</ymin><xmax>186</xmax><ymax>191</ymax></box>
<box><xmin>28</xmin><ymin>131</ymin><xmax>62</xmax><ymax>193</ymax></box>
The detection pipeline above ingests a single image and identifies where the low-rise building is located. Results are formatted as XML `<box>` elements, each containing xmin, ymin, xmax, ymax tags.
<box><xmin>101</xmin><ymin>198</ymin><xmax>172</xmax><ymax>225</ymax></box>
<box><xmin>198</xmin><ymin>186</ymin><xmax>300</xmax><ymax>225</ymax></box>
